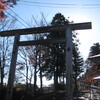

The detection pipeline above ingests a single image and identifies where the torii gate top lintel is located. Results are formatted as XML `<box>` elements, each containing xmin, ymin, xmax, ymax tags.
<box><xmin>0</xmin><ymin>22</ymin><xmax>91</xmax><ymax>37</ymax></box>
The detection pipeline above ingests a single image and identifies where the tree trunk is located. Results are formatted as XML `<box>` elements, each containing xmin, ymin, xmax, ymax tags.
<box><xmin>54</xmin><ymin>69</ymin><xmax>57</xmax><ymax>91</ymax></box>
<box><xmin>26</xmin><ymin>65</ymin><xmax>28</xmax><ymax>90</ymax></box>
<box><xmin>55</xmin><ymin>65</ymin><xmax>58</xmax><ymax>91</ymax></box>
<box><xmin>63</xmin><ymin>72</ymin><xmax>65</xmax><ymax>85</ymax></box>
<box><xmin>1</xmin><ymin>54</ymin><xmax>5</xmax><ymax>87</ymax></box>
<box><xmin>34</xmin><ymin>65</ymin><xmax>37</xmax><ymax>96</ymax></box>
<box><xmin>40</xmin><ymin>68</ymin><xmax>43</xmax><ymax>92</ymax></box>
<box><xmin>53</xmin><ymin>52</ymin><xmax>58</xmax><ymax>92</ymax></box>
<box><xmin>0</xmin><ymin>54</ymin><xmax>2</xmax><ymax>87</ymax></box>
<box><xmin>74</xmin><ymin>77</ymin><xmax>78</xmax><ymax>90</ymax></box>
<box><xmin>54</xmin><ymin>55</ymin><xmax>57</xmax><ymax>92</ymax></box>
<box><xmin>39</xmin><ymin>54</ymin><xmax>43</xmax><ymax>92</ymax></box>
<box><xmin>33</xmin><ymin>51</ymin><xmax>38</xmax><ymax>96</ymax></box>
<box><xmin>29</xmin><ymin>69</ymin><xmax>33</xmax><ymax>89</ymax></box>
<box><xmin>1</xmin><ymin>67</ymin><xmax>4</xmax><ymax>87</ymax></box>
<box><xmin>54</xmin><ymin>66</ymin><xmax>58</xmax><ymax>91</ymax></box>
<box><xmin>56</xmin><ymin>51</ymin><xmax>59</xmax><ymax>91</ymax></box>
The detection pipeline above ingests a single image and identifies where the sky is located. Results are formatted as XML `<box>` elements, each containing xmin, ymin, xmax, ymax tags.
<box><xmin>5</xmin><ymin>0</ymin><xmax>100</xmax><ymax>60</ymax></box>
<box><xmin>3</xmin><ymin>0</ymin><xmax>100</xmax><ymax>85</ymax></box>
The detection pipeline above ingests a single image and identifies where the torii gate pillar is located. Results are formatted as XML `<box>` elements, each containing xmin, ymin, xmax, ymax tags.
<box><xmin>65</xmin><ymin>23</ymin><xmax>92</xmax><ymax>100</ymax></box>
<box><xmin>66</xmin><ymin>27</ymin><xmax>73</xmax><ymax>100</ymax></box>
<box><xmin>5</xmin><ymin>33</ymin><xmax>20</xmax><ymax>100</ymax></box>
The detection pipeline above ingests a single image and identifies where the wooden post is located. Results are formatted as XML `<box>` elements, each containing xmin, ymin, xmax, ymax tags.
<box><xmin>65</xmin><ymin>27</ymin><xmax>73</xmax><ymax>100</ymax></box>
<box><xmin>5</xmin><ymin>34</ymin><xmax>20</xmax><ymax>100</ymax></box>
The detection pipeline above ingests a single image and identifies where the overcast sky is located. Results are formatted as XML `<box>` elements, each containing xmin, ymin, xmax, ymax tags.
<box><xmin>5</xmin><ymin>0</ymin><xmax>100</xmax><ymax>60</ymax></box>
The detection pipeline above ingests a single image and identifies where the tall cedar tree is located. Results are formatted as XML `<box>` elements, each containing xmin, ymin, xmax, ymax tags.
<box><xmin>43</xmin><ymin>13</ymin><xmax>84</xmax><ymax>91</ymax></box>
<box><xmin>43</xmin><ymin>13</ymin><xmax>68</xmax><ymax>91</ymax></box>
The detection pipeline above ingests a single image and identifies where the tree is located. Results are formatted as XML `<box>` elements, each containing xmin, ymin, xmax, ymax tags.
<box><xmin>89</xmin><ymin>42</ymin><xmax>100</xmax><ymax>56</ymax></box>
<box><xmin>15</xmin><ymin>16</ymin><xmax>49</xmax><ymax>95</ymax></box>
<box><xmin>72</xmin><ymin>31</ymin><xmax>84</xmax><ymax>91</ymax></box>
<box><xmin>43</xmin><ymin>13</ymin><xmax>69</xmax><ymax>91</ymax></box>
<box><xmin>43</xmin><ymin>13</ymin><xmax>84</xmax><ymax>92</ymax></box>
<box><xmin>0</xmin><ymin>15</ymin><xmax>17</xmax><ymax>88</ymax></box>
<box><xmin>0</xmin><ymin>36</ymin><xmax>13</xmax><ymax>88</ymax></box>
<box><xmin>0</xmin><ymin>0</ymin><xmax>19</xmax><ymax>19</ymax></box>
<box><xmin>17</xmin><ymin>46</ymin><xmax>30</xmax><ymax>90</ymax></box>
<box><xmin>73</xmin><ymin>44</ymin><xmax>84</xmax><ymax>91</ymax></box>
<box><xmin>87</xmin><ymin>42</ymin><xmax>100</xmax><ymax>77</ymax></box>
<box><xmin>0</xmin><ymin>1</ymin><xmax>8</xmax><ymax>19</ymax></box>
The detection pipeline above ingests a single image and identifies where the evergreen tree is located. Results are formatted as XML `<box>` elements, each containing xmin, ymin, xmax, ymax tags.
<box><xmin>89</xmin><ymin>42</ymin><xmax>100</xmax><ymax>70</ymax></box>
<box><xmin>43</xmin><ymin>13</ymin><xmax>84</xmax><ymax>91</ymax></box>
<box><xmin>89</xmin><ymin>42</ymin><xmax>100</xmax><ymax>56</ymax></box>
<box><xmin>73</xmin><ymin>44</ymin><xmax>84</xmax><ymax>91</ymax></box>
<box><xmin>43</xmin><ymin>13</ymin><xmax>68</xmax><ymax>91</ymax></box>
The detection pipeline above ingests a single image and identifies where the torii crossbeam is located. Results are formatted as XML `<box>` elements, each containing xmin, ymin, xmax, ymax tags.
<box><xmin>0</xmin><ymin>22</ymin><xmax>92</xmax><ymax>100</ymax></box>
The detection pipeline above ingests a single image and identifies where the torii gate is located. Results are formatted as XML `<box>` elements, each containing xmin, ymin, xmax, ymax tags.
<box><xmin>0</xmin><ymin>22</ymin><xmax>91</xmax><ymax>100</ymax></box>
